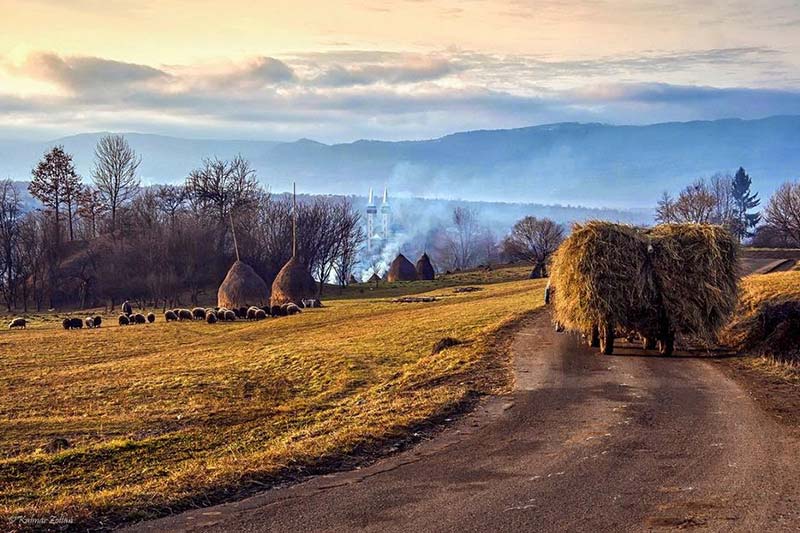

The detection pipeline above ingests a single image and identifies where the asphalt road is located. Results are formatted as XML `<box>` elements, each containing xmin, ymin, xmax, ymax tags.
<box><xmin>129</xmin><ymin>312</ymin><xmax>800</xmax><ymax>532</ymax></box>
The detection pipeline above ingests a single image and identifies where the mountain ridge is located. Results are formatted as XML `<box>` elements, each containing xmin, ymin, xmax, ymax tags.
<box><xmin>1</xmin><ymin>115</ymin><xmax>798</xmax><ymax>209</ymax></box>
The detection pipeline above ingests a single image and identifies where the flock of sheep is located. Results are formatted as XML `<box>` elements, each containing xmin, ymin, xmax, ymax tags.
<box><xmin>6</xmin><ymin>301</ymin><xmax>306</xmax><ymax>330</ymax></box>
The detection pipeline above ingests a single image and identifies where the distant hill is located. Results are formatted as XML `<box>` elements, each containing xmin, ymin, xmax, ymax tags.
<box><xmin>1</xmin><ymin>115</ymin><xmax>798</xmax><ymax>209</ymax></box>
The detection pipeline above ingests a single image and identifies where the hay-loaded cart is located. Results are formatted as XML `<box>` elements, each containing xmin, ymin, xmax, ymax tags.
<box><xmin>549</xmin><ymin>222</ymin><xmax>738</xmax><ymax>356</ymax></box>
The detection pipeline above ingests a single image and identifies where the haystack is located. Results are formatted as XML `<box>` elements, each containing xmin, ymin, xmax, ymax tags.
<box><xmin>270</xmin><ymin>256</ymin><xmax>318</xmax><ymax>307</ymax></box>
<box><xmin>551</xmin><ymin>222</ymin><xmax>739</xmax><ymax>349</ymax></box>
<box><xmin>218</xmin><ymin>260</ymin><xmax>270</xmax><ymax>309</ymax></box>
<box><xmin>415</xmin><ymin>252</ymin><xmax>435</xmax><ymax>280</ymax></box>
<box><xmin>550</xmin><ymin>222</ymin><xmax>659</xmax><ymax>340</ymax></box>
<box><xmin>647</xmin><ymin>224</ymin><xmax>738</xmax><ymax>340</ymax></box>
<box><xmin>387</xmin><ymin>254</ymin><xmax>417</xmax><ymax>282</ymax></box>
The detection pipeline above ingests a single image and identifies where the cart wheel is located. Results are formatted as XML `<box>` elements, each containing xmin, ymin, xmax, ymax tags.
<box><xmin>589</xmin><ymin>325</ymin><xmax>600</xmax><ymax>347</ymax></box>
<box><xmin>642</xmin><ymin>336</ymin><xmax>657</xmax><ymax>350</ymax></box>
<box><xmin>657</xmin><ymin>333</ymin><xmax>674</xmax><ymax>356</ymax></box>
<box><xmin>599</xmin><ymin>322</ymin><xmax>614</xmax><ymax>355</ymax></box>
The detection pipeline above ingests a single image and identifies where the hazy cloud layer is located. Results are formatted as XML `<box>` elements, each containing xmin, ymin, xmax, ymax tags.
<box><xmin>1</xmin><ymin>47</ymin><xmax>799</xmax><ymax>141</ymax></box>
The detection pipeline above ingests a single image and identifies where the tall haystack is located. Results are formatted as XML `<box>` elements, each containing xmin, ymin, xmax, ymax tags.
<box><xmin>218</xmin><ymin>260</ymin><xmax>270</xmax><ymax>309</ymax></box>
<box><xmin>271</xmin><ymin>256</ymin><xmax>318</xmax><ymax>307</ymax></box>
<box><xmin>270</xmin><ymin>183</ymin><xmax>319</xmax><ymax>307</ymax></box>
<box><xmin>415</xmin><ymin>252</ymin><xmax>435</xmax><ymax>280</ymax></box>
<box><xmin>387</xmin><ymin>254</ymin><xmax>417</xmax><ymax>282</ymax></box>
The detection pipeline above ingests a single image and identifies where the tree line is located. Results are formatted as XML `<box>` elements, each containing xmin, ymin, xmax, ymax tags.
<box><xmin>0</xmin><ymin>135</ymin><xmax>364</xmax><ymax>311</ymax></box>
<box><xmin>656</xmin><ymin>167</ymin><xmax>800</xmax><ymax>248</ymax></box>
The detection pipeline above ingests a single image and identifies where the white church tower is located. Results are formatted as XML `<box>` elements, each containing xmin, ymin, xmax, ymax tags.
<box><xmin>380</xmin><ymin>187</ymin><xmax>390</xmax><ymax>240</ymax></box>
<box><xmin>366</xmin><ymin>187</ymin><xmax>377</xmax><ymax>251</ymax></box>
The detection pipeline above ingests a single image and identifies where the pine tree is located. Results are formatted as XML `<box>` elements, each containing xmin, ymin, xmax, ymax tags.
<box><xmin>730</xmin><ymin>167</ymin><xmax>760</xmax><ymax>241</ymax></box>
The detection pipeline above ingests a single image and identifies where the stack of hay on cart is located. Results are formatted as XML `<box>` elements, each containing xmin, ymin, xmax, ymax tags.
<box><xmin>549</xmin><ymin>221</ymin><xmax>738</xmax><ymax>355</ymax></box>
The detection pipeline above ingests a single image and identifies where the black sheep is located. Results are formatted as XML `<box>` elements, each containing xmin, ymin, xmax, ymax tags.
<box><xmin>119</xmin><ymin>314</ymin><xmax>130</xmax><ymax>326</ymax></box>
<box><xmin>146</xmin><ymin>312</ymin><xmax>155</xmax><ymax>323</ymax></box>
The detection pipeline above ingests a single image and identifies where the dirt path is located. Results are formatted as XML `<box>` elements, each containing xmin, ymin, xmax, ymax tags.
<box><xmin>128</xmin><ymin>312</ymin><xmax>800</xmax><ymax>532</ymax></box>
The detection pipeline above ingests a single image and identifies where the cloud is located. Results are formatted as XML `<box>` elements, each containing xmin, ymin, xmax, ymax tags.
<box><xmin>12</xmin><ymin>52</ymin><xmax>169</xmax><ymax>93</ymax></box>
<box><xmin>311</xmin><ymin>56</ymin><xmax>457</xmax><ymax>87</ymax></box>
<box><xmin>1</xmin><ymin>48</ymin><xmax>800</xmax><ymax>142</ymax></box>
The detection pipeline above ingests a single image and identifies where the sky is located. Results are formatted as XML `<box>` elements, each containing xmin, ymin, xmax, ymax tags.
<box><xmin>0</xmin><ymin>0</ymin><xmax>799</xmax><ymax>142</ymax></box>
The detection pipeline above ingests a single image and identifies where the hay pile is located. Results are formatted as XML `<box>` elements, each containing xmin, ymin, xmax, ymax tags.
<box><xmin>722</xmin><ymin>271</ymin><xmax>800</xmax><ymax>362</ymax></box>
<box><xmin>218</xmin><ymin>260</ymin><xmax>270</xmax><ymax>309</ymax></box>
<box><xmin>386</xmin><ymin>254</ymin><xmax>417</xmax><ymax>282</ymax></box>
<box><xmin>550</xmin><ymin>221</ymin><xmax>738</xmax><ymax>344</ymax></box>
<box><xmin>271</xmin><ymin>256</ymin><xmax>318</xmax><ymax>307</ymax></box>
<box><xmin>415</xmin><ymin>253</ymin><xmax>435</xmax><ymax>280</ymax></box>
<box><xmin>647</xmin><ymin>224</ymin><xmax>738</xmax><ymax>340</ymax></box>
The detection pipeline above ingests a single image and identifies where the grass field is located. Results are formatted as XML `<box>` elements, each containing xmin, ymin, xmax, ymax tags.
<box><xmin>0</xmin><ymin>265</ymin><xmax>543</xmax><ymax>529</ymax></box>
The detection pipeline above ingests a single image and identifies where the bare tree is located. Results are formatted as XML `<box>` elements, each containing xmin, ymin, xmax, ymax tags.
<box><xmin>331</xmin><ymin>200</ymin><xmax>365</xmax><ymax>290</ymax></box>
<box><xmin>154</xmin><ymin>184</ymin><xmax>188</xmax><ymax>227</ymax></box>
<box><xmin>17</xmin><ymin>212</ymin><xmax>46</xmax><ymax>311</ymax></box>
<box><xmin>445</xmin><ymin>206</ymin><xmax>481</xmax><ymax>270</ymax></box>
<box><xmin>764</xmin><ymin>181</ymin><xmax>800</xmax><ymax>245</ymax></box>
<box><xmin>186</xmin><ymin>155</ymin><xmax>258</xmax><ymax>222</ymax></box>
<box><xmin>92</xmin><ymin>134</ymin><xmax>141</xmax><ymax>233</ymax></box>
<box><xmin>502</xmin><ymin>216</ymin><xmax>564</xmax><ymax>276</ymax></box>
<box><xmin>77</xmin><ymin>186</ymin><xmax>108</xmax><ymax>238</ymax></box>
<box><xmin>709</xmin><ymin>173</ymin><xmax>736</xmax><ymax>227</ymax></box>
<box><xmin>657</xmin><ymin>179</ymin><xmax>717</xmax><ymax>224</ymax></box>
<box><xmin>0</xmin><ymin>180</ymin><xmax>22</xmax><ymax>309</ymax></box>
<box><xmin>655</xmin><ymin>191</ymin><xmax>676</xmax><ymax>224</ymax></box>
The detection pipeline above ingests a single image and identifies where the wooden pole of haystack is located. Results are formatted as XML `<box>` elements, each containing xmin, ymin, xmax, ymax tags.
<box><xmin>292</xmin><ymin>182</ymin><xmax>297</xmax><ymax>257</ymax></box>
<box><xmin>230</xmin><ymin>211</ymin><xmax>240</xmax><ymax>261</ymax></box>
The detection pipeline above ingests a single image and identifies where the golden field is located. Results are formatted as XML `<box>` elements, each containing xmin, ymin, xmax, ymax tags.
<box><xmin>0</xmin><ymin>266</ymin><xmax>544</xmax><ymax>529</ymax></box>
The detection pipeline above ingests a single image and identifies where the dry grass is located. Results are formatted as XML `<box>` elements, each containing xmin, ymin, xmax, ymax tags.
<box><xmin>334</xmin><ymin>264</ymin><xmax>532</xmax><ymax>300</ymax></box>
<box><xmin>0</xmin><ymin>266</ymin><xmax>542</xmax><ymax>529</ymax></box>
<box><xmin>723</xmin><ymin>271</ymin><xmax>800</xmax><ymax>362</ymax></box>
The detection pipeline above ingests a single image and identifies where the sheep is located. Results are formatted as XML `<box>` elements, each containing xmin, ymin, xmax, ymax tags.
<box><xmin>133</xmin><ymin>313</ymin><xmax>147</xmax><ymax>324</ymax></box>
<box><xmin>270</xmin><ymin>305</ymin><xmax>285</xmax><ymax>317</ymax></box>
<box><xmin>283</xmin><ymin>303</ymin><xmax>301</xmax><ymax>316</ymax></box>
<box><xmin>69</xmin><ymin>317</ymin><xmax>84</xmax><ymax>329</ymax></box>
<box><xmin>164</xmin><ymin>310</ymin><xmax>178</xmax><ymax>322</ymax></box>
<box><xmin>215</xmin><ymin>308</ymin><xmax>227</xmax><ymax>319</ymax></box>
<box><xmin>85</xmin><ymin>317</ymin><xmax>95</xmax><ymax>329</ymax></box>
<box><xmin>8</xmin><ymin>317</ymin><xmax>26</xmax><ymax>329</ymax></box>
<box><xmin>62</xmin><ymin>318</ymin><xmax>71</xmax><ymax>330</ymax></box>
<box><xmin>118</xmin><ymin>314</ymin><xmax>130</xmax><ymax>326</ymax></box>
<box><xmin>238</xmin><ymin>306</ymin><xmax>248</xmax><ymax>318</ymax></box>
<box><xmin>192</xmin><ymin>307</ymin><xmax>206</xmax><ymax>320</ymax></box>
<box><xmin>177</xmin><ymin>309</ymin><xmax>193</xmax><ymax>321</ymax></box>
<box><xmin>122</xmin><ymin>300</ymin><xmax>133</xmax><ymax>315</ymax></box>
<box><xmin>206</xmin><ymin>312</ymin><xmax>218</xmax><ymax>324</ymax></box>
<box><xmin>255</xmin><ymin>309</ymin><xmax>267</xmax><ymax>320</ymax></box>
<box><xmin>246</xmin><ymin>306</ymin><xmax>259</xmax><ymax>320</ymax></box>
<box><xmin>93</xmin><ymin>316</ymin><xmax>102</xmax><ymax>328</ymax></box>
<box><xmin>146</xmin><ymin>312</ymin><xmax>155</xmax><ymax>323</ymax></box>
<box><xmin>224</xmin><ymin>309</ymin><xmax>236</xmax><ymax>321</ymax></box>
